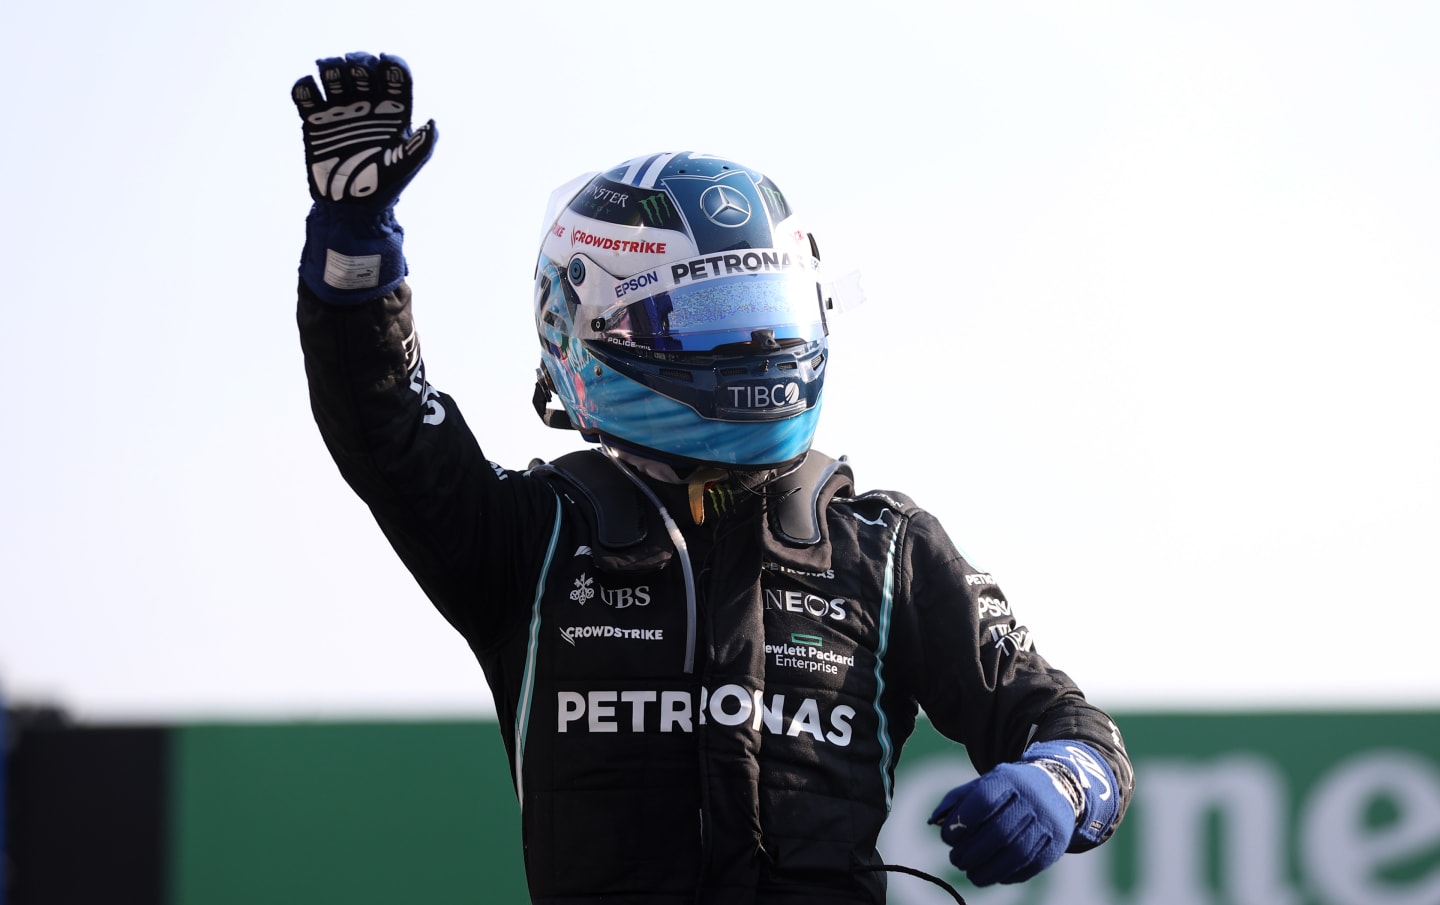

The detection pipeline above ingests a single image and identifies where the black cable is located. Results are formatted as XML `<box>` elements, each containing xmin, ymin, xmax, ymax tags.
<box><xmin>853</xmin><ymin>863</ymin><xmax>969</xmax><ymax>904</ymax></box>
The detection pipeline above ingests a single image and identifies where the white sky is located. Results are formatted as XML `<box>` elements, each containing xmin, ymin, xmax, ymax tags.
<box><xmin>2</xmin><ymin>1</ymin><xmax>1436</xmax><ymax>721</ymax></box>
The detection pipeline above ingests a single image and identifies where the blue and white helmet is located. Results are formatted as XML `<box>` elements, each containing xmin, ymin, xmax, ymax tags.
<box><xmin>533</xmin><ymin>152</ymin><xmax>829</xmax><ymax>470</ymax></box>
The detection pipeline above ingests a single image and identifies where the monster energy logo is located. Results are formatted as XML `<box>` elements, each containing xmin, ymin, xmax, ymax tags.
<box><xmin>639</xmin><ymin>192</ymin><xmax>673</xmax><ymax>227</ymax></box>
<box><xmin>568</xmin><ymin>179</ymin><xmax>631</xmax><ymax>220</ymax></box>
<box><xmin>760</xmin><ymin>185</ymin><xmax>788</xmax><ymax>217</ymax></box>
<box><xmin>706</xmin><ymin>481</ymin><xmax>734</xmax><ymax>515</ymax></box>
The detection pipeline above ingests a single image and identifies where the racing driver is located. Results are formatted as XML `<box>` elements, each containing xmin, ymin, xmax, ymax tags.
<box><xmin>291</xmin><ymin>51</ymin><xmax>1134</xmax><ymax>905</ymax></box>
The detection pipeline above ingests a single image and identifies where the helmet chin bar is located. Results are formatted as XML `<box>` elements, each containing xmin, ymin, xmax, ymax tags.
<box><xmin>531</xmin><ymin>368</ymin><xmax>806</xmax><ymax>474</ymax></box>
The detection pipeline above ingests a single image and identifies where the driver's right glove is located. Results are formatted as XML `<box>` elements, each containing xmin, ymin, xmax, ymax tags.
<box><xmin>291</xmin><ymin>51</ymin><xmax>437</xmax><ymax>303</ymax></box>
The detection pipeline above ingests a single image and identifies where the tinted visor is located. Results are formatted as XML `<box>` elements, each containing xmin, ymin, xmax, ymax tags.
<box><xmin>595</xmin><ymin>272</ymin><xmax>827</xmax><ymax>353</ymax></box>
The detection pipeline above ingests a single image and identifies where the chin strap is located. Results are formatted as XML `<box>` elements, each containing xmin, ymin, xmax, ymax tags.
<box><xmin>532</xmin><ymin>369</ymin><xmax>574</xmax><ymax>430</ymax></box>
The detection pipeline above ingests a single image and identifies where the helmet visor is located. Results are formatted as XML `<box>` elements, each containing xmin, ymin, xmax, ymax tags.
<box><xmin>575</xmin><ymin>254</ymin><xmax>828</xmax><ymax>354</ymax></box>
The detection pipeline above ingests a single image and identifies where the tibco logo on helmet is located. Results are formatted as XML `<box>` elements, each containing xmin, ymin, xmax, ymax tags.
<box><xmin>532</xmin><ymin>152</ymin><xmax>834</xmax><ymax>471</ymax></box>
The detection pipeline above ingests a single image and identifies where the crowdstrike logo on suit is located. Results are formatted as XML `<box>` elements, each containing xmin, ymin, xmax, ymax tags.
<box><xmin>559</xmin><ymin>625</ymin><xmax>665</xmax><ymax>646</ymax></box>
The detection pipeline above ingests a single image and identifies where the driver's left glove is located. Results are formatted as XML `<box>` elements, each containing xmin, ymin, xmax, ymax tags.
<box><xmin>929</xmin><ymin>740</ymin><xmax>1120</xmax><ymax>886</ymax></box>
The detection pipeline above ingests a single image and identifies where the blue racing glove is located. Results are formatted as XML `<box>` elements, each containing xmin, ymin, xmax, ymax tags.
<box><xmin>291</xmin><ymin>52</ymin><xmax>437</xmax><ymax>303</ymax></box>
<box><xmin>929</xmin><ymin>740</ymin><xmax>1120</xmax><ymax>887</ymax></box>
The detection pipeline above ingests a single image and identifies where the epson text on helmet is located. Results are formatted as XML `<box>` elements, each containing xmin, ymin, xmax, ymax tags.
<box><xmin>614</xmin><ymin>270</ymin><xmax>661</xmax><ymax>299</ymax></box>
<box><xmin>556</xmin><ymin>685</ymin><xmax>855</xmax><ymax>746</ymax></box>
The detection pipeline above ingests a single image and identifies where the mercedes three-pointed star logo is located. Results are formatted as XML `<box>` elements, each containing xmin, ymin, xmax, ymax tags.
<box><xmin>698</xmin><ymin>184</ymin><xmax>752</xmax><ymax>228</ymax></box>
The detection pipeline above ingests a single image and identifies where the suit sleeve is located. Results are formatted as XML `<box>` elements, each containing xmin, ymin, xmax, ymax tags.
<box><xmin>897</xmin><ymin>508</ymin><xmax>1134</xmax><ymax>848</ymax></box>
<box><xmin>296</xmin><ymin>279</ymin><xmax>555</xmax><ymax>647</ymax></box>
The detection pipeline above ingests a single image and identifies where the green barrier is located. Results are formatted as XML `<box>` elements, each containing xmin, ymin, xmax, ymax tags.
<box><xmin>168</xmin><ymin>712</ymin><xmax>1440</xmax><ymax>905</ymax></box>
<box><xmin>170</xmin><ymin>721</ymin><xmax>527</xmax><ymax>905</ymax></box>
<box><xmin>880</xmin><ymin>710</ymin><xmax>1440</xmax><ymax>905</ymax></box>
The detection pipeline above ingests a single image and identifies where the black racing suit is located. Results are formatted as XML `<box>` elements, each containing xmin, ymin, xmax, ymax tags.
<box><xmin>298</xmin><ymin>281</ymin><xmax>1133</xmax><ymax>904</ymax></box>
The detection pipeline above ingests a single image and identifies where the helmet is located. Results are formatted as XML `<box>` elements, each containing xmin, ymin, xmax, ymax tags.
<box><xmin>532</xmin><ymin>152</ymin><xmax>829</xmax><ymax>470</ymax></box>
